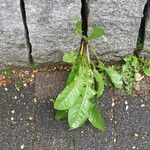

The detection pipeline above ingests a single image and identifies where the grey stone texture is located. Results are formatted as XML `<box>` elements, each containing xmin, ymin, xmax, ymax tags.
<box><xmin>89</xmin><ymin>0</ymin><xmax>148</xmax><ymax>61</ymax></box>
<box><xmin>0</xmin><ymin>0</ymin><xmax>27</xmax><ymax>67</ymax></box>
<box><xmin>143</xmin><ymin>3</ymin><xmax>150</xmax><ymax>58</ymax></box>
<box><xmin>0</xmin><ymin>0</ymin><xmax>149</xmax><ymax>68</ymax></box>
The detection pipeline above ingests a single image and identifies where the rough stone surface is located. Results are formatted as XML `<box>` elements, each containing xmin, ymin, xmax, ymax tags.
<box><xmin>0</xmin><ymin>0</ymin><xmax>81</xmax><ymax>68</ymax></box>
<box><xmin>0</xmin><ymin>0</ymin><xmax>28</xmax><ymax>68</ymax></box>
<box><xmin>143</xmin><ymin>15</ymin><xmax>150</xmax><ymax>58</ymax></box>
<box><xmin>25</xmin><ymin>0</ymin><xmax>81</xmax><ymax>64</ymax></box>
<box><xmin>0</xmin><ymin>0</ymin><xmax>149</xmax><ymax>67</ymax></box>
<box><xmin>89</xmin><ymin>0</ymin><xmax>148</xmax><ymax>61</ymax></box>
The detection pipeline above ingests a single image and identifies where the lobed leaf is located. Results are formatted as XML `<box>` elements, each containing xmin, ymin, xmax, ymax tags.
<box><xmin>75</xmin><ymin>20</ymin><xmax>82</xmax><ymax>35</ymax></box>
<box><xmin>86</xmin><ymin>26</ymin><xmax>105</xmax><ymax>41</ymax></box>
<box><xmin>88</xmin><ymin>106</ymin><xmax>106</xmax><ymax>131</ymax></box>
<box><xmin>94</xmin><ymin>70</ymin><xmax>104</xmax><ymax>97</ymax></box>
<box><xmin>55</xmin><ymin>110</ymin><xmax>68</xmax><ymax>120</ymax></box>
<box><xmin>63</xmin><ymin>52</ymin><xmax>78</xmax><ymax>64</ymax></box>
<box><xmin>68</xmin><ymin>86</ymin><xmax>96</xmax><ymax>129</ymax></box>
<box><xmin>54</xmin><ymin>75</ymin><xmax>84</xmax><ymax>110</ymax></box>
<box><xmin>143</xmin><ymin>67</ymin><xmax>150</xmax><ymax>76</ymax></box>
<box><xmin>66</xmin><ymin>55</ymin><xmax>82</xmax><ymax>85</ymax></box>
<box><xmin>105</xmin><ymin>68</ymin><xmax>123</xmax><ymax>89</ymax></box>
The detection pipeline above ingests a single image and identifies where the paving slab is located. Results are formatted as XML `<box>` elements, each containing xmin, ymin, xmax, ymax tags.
<box><xmin>0</xmin><ymin>69</ymin><xmax>149</xmax><ymax>150</ymax></box>
<box><xmin>35</xmin><ymin>70</ymin><xmax>69</xmax><ymax>100</ymax></box>
<box><xmin>33</xmin><ymin>100</ymin><xmax>75</xmax><ymax>150</ymax></box>
<box><xmin>34</xmin><ymin>71</ymin><xmax>114</xmax><ymax>150</ymax></box>
<box><xmin>113</xmin><ymin>95</ymin><xmax>150</xmax><ymax>150</ymax></box>
<box><xmin>0</xmin><ymin>83</ymin><xmax>35</xmax><ymax>150</ymax></box>
<box><xmin>73</xmin><ymin>92</ymin><xmax>114</xmax><ymax>150</ymax></box>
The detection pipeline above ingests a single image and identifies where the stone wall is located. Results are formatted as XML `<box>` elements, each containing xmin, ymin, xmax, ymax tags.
<box><xmin>0</xmin><ymin>0</ymin><xmax>149</xmax><ymax>68</ymax></box>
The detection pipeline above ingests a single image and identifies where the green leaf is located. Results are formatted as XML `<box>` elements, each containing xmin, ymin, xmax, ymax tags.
<box><xmin>54</xmin><ymin>75</ymin><xmax>84</xmax><ymax>110</ymax></box>
<box><xmin>105</xmin><ymin>68</ymin><xmax>123</xmax><ymax>89</ymax></box>
<box><xmin>88</xmin><ymin>106</ymin><xmax>106</xmax><ymax>131</ymax></box>
<box><xmin>131</xmin><ymin>56</ymin><xmax>140</xmax><ymax>69</ymax></box>
<box><xmin>55</xmin><ymin>110</ymin><xmax>68</xmax><ymax>120</ymax></box>
<box><xmin>66</xmin><ymin>55</ymin><xmax>82</xmax><ymax>85</ymax></box>
<box><xmin>75</xmin><ymin>20</ymin><xmax>82</xmax><ymax>35</ymax></box>
<box><xmin>68</xmin><ymin>86</ymin><xmax>96</xmax><ymax>129</ymax></box>
<box><xmin>63</xmin><ymin>52</ymin><xmax>78</xmax><ymax>64</ymax></box>
<box><xmin>2</xmin><ymin>67</ymin><xmax>13</xmax><ymax>76</ymax></box>
<box><xmin>143</xmin><ymin>67</ymin><xmax>150</xmax><ymax>76</ymax></box>
<box><xmin>94</xmin><ymin>70</ymin><xmax>104</xmax><ymax>97</ymax></box>
<box><xmin>85</xmin><ymin>26</ymin><xmax>105</xmax><ymax>41</ymax></box>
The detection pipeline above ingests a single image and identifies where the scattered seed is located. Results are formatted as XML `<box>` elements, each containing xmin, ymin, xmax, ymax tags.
<box><xmin>132</xmin><ymin>146</ymin><xmax>136</xmax><ymax>149</ymax></box>
<box><xmin>20</xmin><ymin>94</ymin><xmax>24</xmax><ymax>98</ymax></box>
<box><xmin>31</xmin><ymin>74</ymin><xmax>35</xmax><ymax>78</ymax></box>
<box><xmin>112</xmin><ymin>102</ymin><xmax>115</xmax><ymax>107</ymax></box>
<box><xmin>28</xmin><ymin>116</ymin><xmax>33</xmax><ymax>121</ymax></box>
<box><xmin>33</xmin><ymin>98</ymin><xmax>37</xmax><ymax>103</ymax></box>
<box><xmin>125</xmin><ymin>101</ymin><xmax>128</xmax><ymax>105</ymax></box>
<box><xmin>141</xmin><ymin>104</ymin><xmax>145</xmax><ymax>107</ymax></box>
<box><xmin>14</xmin><ymin>96</ymin><xmax>17</xmax><ymax>99</ymax></box>
<box><xmin>23</xmin><ymin>83</ymin><xmax>27</xmax><ymax>87</ymax></box>
<box><xmin>4</xmin><ymin>87</ymin><xmax>8</xmax><ymax>91</ymax></box>
<box><xmin>11</xmin><ymin>110</ymin><xmax>15</xmax><ymax>114</ymax></box>
<box><xmin>50</xmin><ymin>98</ymin><xmax>54</xmax><ymax>102</ymax></box>
<box><xmin>21</xmin><ymin>144</ymin><xmax>25</xmax><ymax>149</ymax></box>
<box><xmin>64</xmin><ymin>67</ymin><xmax>68</xmax><ymax>70</ymax></box>
<box><xmin>11</xmin><ymin>117</ymin><xmax>14</xmax><ymax>121</ymax></box>
<box><xmin>81</xmin><ymin>130</ymin><xmax>84</xmax><ymax>134</ymax></box>
<box><xmin>16</xmin><ymin>87</ymin><xmax>20</xmax><ymax>91</ymax></box>
<box><xmin>126</xmin><ymin>105</ymin><xmax>129</xmax><ymax>111</ymax></box>
<box><xmin>113</xmin><ymin>138</ymin><xmax>117</xmax><ymax>143</ymax></box>
<box><xmin>134</xmin><ymin>133</ymin><xmax>139</xmax><ymax>137</ymax></box>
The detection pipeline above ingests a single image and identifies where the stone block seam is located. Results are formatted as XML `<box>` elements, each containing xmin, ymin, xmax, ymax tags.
<box><xmin>20</xmin><ymin>0</ymin><xmax>149</xmax><ymax>65</ymax></box>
